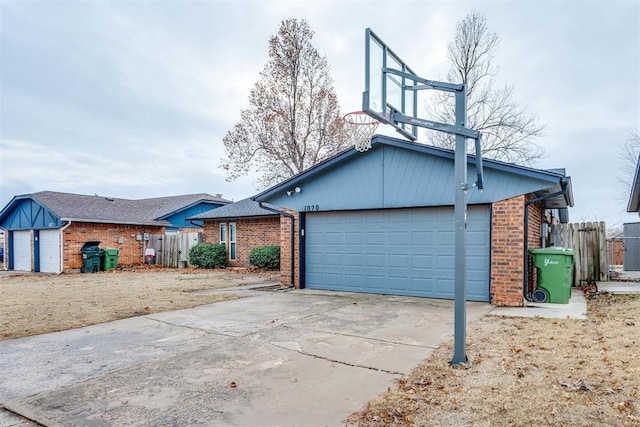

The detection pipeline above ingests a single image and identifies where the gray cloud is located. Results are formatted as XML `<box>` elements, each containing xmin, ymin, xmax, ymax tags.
<box><xmin>1</xmin><ymin>0</ymin><xmax>638</xmax><ymax>228</ymax></box>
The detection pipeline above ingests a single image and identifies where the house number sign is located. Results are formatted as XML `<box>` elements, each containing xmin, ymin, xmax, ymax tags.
<box><xmin>304</xmin><ymin>205</ymin><xmax>320</xmax><ymax>212</ymax></box>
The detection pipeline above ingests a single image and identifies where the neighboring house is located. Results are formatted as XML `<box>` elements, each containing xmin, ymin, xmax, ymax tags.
<box><xmin>188</xmin><ymin>198</ymin><xmax>281</xmax><ymax>268</ymax></box>
<box><xmin>251</xmin><ymin>135</ymin><xmax>574</xmax><ymax>307</ymax></box>
<box><xmin>625</xmin><ymin>155</ymin><xmax>640</xmax><ymax>270</ymax></box>
<box><xmin>627</xmin><ymin>153</ymin><xmax>640</xmax><ymax>216</ymax></box>
<box><xmin>0</xmin><ymin>191</ymin><xmax>230</xmax><ymax>273</ymax></box>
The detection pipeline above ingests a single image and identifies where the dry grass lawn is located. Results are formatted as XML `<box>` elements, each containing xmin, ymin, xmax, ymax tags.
<box><xmin>346</xmin><ymin>293</ymin><xmax>640</xmax><ymax>426</ymax></box>
<box><xmin>0</xmin><ymin>267</ymin><xmax>278</xmax><ymax>341</ymax></box>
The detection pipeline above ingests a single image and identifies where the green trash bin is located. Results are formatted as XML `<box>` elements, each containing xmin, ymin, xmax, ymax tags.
<box><xmin>529</xmin><ymin>247</ymin><xmax>575</xmax><ymax>304</ymax></box>
<box><xmin>102</xmin><ymin>248</ymin><xmax>119</xmax><ymax>271</ymax></box>
<box><xmin>81</xmin><ymin>241</ymin><xmax>103</xmax><ymax>273</ymax></box>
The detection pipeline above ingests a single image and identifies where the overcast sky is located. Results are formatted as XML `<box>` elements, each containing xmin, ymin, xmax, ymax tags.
<box><xmin>1</xmin><ymin>0</ymin><xmax>638</xmax><ymax>229</ymax></box>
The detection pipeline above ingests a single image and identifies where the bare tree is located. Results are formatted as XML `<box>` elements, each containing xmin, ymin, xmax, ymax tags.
<box><xmin>425</xmin><ymin>11</ymin><xmax>544</xmax><ymax>165</ymax></box>
<box><xmin>617</xmin><ymin>128</ymin><xmax>640</xmax><ymax>200</ymax></box>
<box><xmin>220</xmin><ymin>19</ymin><xmax>348</xmax><ymax>188</ymax></box>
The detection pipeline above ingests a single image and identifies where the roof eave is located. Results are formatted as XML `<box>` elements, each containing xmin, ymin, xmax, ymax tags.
<box><xmin>156</xmin><ymin>200</ymin><xmax>229</xmax><ymax>220</ymax></box>
<box><xmin>61</xmin><ymin>218</ymin><xmax>171</xmax><ymax>227</ymax></box>
<box><xmin>194</xmin><ymin>214</ymin><xmax>280</xmax><ymax>221</ymax></box>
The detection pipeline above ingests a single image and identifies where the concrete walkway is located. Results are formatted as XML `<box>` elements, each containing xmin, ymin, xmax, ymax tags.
<box><xmin>1</xmin><ymin>289</ymin><xmax>492</xmax><ymax>427</ymax></box>
<box><xmin>490</xmin><ymin>288</ymin><xmax>588</xmax><ymax>319</ymax></box>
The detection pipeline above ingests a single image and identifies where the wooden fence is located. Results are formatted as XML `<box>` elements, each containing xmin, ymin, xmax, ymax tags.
<box><xmin>149</xmin><ymin>232</ymin><xmax>202</xmax><ymax>268</ymax></box>
<box><xmin>550</xmin><ymin>221</ymin><xmax>607</xmax><ymax>284</ymax></box>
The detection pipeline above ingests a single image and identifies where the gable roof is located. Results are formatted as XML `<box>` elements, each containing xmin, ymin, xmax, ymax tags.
<box><xmin>0</xmin><ymin>191</ymin><xmax>231</xmax><ymax>228</ymax></box>
<box><xmin>253</xmin><ymin>134</ymin><xmax>574</xmax><ymax>210</ymax></box>
<box><xmin>627</xmin><ymin>154</ymin><xmax>640</xmax><ymax>213</ymax></box>
<box><xmin>188</xmin><ymin>198</ymin><xmax>279</xmax><ymax>221</ymax></box>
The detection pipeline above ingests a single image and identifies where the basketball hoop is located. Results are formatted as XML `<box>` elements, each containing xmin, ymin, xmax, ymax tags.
<box><xmin>344</xmin><ymin>111</ymin><xmax>379</xmax><ymax>152</ymax></box>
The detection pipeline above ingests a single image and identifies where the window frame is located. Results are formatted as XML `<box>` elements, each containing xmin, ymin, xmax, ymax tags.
<box><xmin>229</xmin><ymin>222</ymin><xmax>237</xmax><ymax>261</ymax></box>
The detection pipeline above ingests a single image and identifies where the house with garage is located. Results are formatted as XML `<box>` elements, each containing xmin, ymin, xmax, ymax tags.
<box><xmin>0</xmin><ymin>191</ymin><xmax>230</xmax><ymax>273</ymax></box>
<box><xmin>188</xmin><ymin>197</ymin><xmax>281</xmax><ymax>267</ymax></box>
<box><xmin>624</xmin><ymin>154</ymin><xmax>640</xmax><ymax>270</ymax></box>
<box><xmin>250</xmin><ymin>135</ymin><xmax>573</xmax><ymax>307</ymax></box>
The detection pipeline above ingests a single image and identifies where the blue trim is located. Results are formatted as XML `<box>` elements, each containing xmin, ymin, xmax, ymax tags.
<box><xmin>8</xmin><ymin>231</ymin><xmax>14</xmax><ymax>270</ymax></box>
<box><xmin>254</xmin><ymin>135</ymin><xmax>567</xmax><ymax>203</ymax></box>
<box><xmin>34</xmin><ymin>230</ymin><xmax>40</xmax><ymax>273</ymax></box>
<box><xmin>0</xmin><ymin>195</ymin><xmax>62</xmax><ymax>230</ymax></box>
<box><xmin>155</xmin><ymin>200</ymin><xmax>228</xmax><ymax>221</ymax></box>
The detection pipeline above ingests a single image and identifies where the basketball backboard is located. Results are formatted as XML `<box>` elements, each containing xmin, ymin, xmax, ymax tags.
<box><xmin>363</xmin><ymin>28</ymin><xmax>418</xmax><ymax>141</ymax></box>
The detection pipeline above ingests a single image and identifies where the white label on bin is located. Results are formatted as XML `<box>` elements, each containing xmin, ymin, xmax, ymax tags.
<box><xmin>543</xmin><ymin>258</ymin><xmax>559</xmax><ymax>266</ymax></box>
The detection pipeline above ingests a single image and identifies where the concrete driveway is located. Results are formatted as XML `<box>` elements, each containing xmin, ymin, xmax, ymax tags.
<box><xmin>0</xmin><ymin>288</ymin><xmax>492</xmax><ymax>426</ymax></box>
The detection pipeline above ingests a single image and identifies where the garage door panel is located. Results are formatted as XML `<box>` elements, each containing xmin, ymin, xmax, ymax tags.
<box><xmin>305</xmin><ymin>207</ymin><xmax>490</xmax><ymax>301</ymax></box>
<box><xmin>411</xmin><ymin>254</ymin><xmax>433</xmax><ymax>270</ymax></box>
<box><xmin>345</xmin><ymin>232</ymin><xmax>364</xmax><ymax>244</ymax></box>
<box><xmin>388</xmin><ymin>231</ymin><xmax>409</xmax><ymax>245</ymax></box>
<box><xmin>13</xmin><ymin>231</ymin><xmax>31</xmax><ymax>271</ymax></box>
<box><xmin>39</xmin><ymin>229</ymin><xmax>61</xmax><ymax>273</ymax></box>
<box><xmin>389</xmin><ymin>276</ymin><xmax>409</xmax><ymax>291</ymax></box>
<box><xmin>345</xmin><ymin>253</ymin><xmax>364</xmax><ymax>266</ymax></box>
<box><xmin>366</xmin><ymin>275</ymin><xmax>385</xmax><ymax>290</ymax></box>
<box><xmin>388</xmin><ymin>253</ymin><xmax>408</xmax><ymax>267</ymax></box>
<box><xmin>411</xmin><ymin>278</ymin><xmax>433</xmax><ymax>294</ymax></box>
<box><xmin>366</xmin><ymin>232</ymin><xmax>385</xmax><ymax>245</ymax></box>
<box><xmin>436</xmin><ymin>230</ymin><xmax>454</xmax><ymax>246</ymax></box>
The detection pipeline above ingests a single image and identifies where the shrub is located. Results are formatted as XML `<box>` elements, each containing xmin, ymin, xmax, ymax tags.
<box><xmin>249</xmin><ymin>245</ymin><xmax>280</xmax><ymax>270</ymax></box>
<box><xmin>189</xmin><ymin>243</ymin><xmax>227</xmax><ymax>269</ymax></box>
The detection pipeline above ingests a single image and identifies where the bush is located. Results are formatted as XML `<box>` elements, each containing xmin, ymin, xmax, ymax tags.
<box><xmin>249</xmin><ymin>245</ymin><xmax>280</xmax><ymax>270</ymax></box>
<box><xmin>189</xmin><ymin>243</ymin><xmax>227</xmax><ymax>269</ymax></box>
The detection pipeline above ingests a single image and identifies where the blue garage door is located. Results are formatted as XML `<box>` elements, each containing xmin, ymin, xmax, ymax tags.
<box><xmin>305</xmin><ymin>206</ymin><xmax>491</xmax><ymax>301</ymax></box>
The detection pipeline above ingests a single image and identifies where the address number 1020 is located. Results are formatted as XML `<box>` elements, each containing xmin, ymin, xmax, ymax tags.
<box><xmin>304</xmin><ymin>205</ymin><xmax>320</xmax><ymax>212</ymax></box>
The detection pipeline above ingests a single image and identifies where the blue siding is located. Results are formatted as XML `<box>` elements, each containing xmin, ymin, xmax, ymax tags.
<box><xmin>0</xmin><ymin>198</ymin><xmax>61</xmax><ymax>230</ymax></box>
<box><xmin>305</xmin><ymin>205</ymin><xmax>491</xmax><ymax>301</ymax></box>
<box><xmin>162</xmin><ymin>202</ymin><xmax>225</xmax><ymax>229</ymax></box>
<box><xmin>265</xmin><ymin>145</ymin><xmax>556</xmax><ymax>211</ymax></box>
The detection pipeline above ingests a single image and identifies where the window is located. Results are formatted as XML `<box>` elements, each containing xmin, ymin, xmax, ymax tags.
<box><xmin>219</xmin><ymin>223</ymin><xmax>227</xmax><ymax>248</ymax></box>
<box><xmin>229</xmin><ymin>222</ymin><xmax>237</xmax><ymax>260</ymax></box>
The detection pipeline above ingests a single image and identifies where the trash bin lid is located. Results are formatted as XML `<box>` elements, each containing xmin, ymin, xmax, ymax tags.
<box><xmin>81</xmin><ymin>241</ymin><xmax>101</xmax><ymax>251</ymax></box>
<box><xmin>529</xmin><ymin>247</ymin><xmax>574</xmax><ymax>255</ymax></box>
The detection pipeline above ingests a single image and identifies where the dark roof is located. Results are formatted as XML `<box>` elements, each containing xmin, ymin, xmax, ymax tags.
<box><xmin>25</xmin><ymin>191</ymin><xmax>230</xmax><ymax>226</ymax></box>
<box><xmin>188</xmin><ymin>198</ymin><xmax>279</xmax><ymax>221</ymax></box>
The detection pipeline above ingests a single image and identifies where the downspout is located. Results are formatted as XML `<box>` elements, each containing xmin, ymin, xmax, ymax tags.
<box><xmin>59</xmin><ymin>220</ymin><xmax>73</xmax><ymax>273</ymax></box>
<box><xmin>258</xmin><ymin>202</ymin><xmax>295</xmax><ymax>288</ymax></box>
<box><xmin>523</xmin><ymin>179</ymin><xmax>569</xmax><ymax>301</ymax></box>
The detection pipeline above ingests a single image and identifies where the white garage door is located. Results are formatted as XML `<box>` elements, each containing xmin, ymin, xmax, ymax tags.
<box><xmin>39</xmin><ymin>229</ymin><xmax>61</xmax><ymax>273</ymax></box>
<box><xmin>305</xmin><ymin>206</ymin><xmax>491</xmax><ymax>301</ymax></box>
<box><xmin>13</xmin><ymin>231</ymin><xmax>31</xmax><ymax>271</ymax></box>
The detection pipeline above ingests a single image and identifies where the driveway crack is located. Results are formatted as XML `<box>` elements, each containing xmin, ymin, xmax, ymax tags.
<box><xmin>267</xmin><ymin>339</ymin><xmax>405</xmax><ymax>376</ymax></box>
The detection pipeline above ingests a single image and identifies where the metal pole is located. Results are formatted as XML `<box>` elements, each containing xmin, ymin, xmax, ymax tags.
<box><xmin>451</xmin><ymin>86</ymin><xmax>468</xmax><ymax>365</ymax></box>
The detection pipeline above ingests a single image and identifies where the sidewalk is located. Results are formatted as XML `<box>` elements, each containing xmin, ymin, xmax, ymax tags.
<box><xmin>491</xmin><ymin>288</ymin><xmax>587</xmax><ymax>319</ymax></box>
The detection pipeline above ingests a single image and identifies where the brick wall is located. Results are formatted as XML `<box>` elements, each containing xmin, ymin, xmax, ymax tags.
<box><xmin>490</xmin><ymin>196</ymin><xmax>545</xmax><ymax>307</ymax></box>
<box><xmin>279</xmin><ymin>209</ymin><xmax>300</xmax><ymax>288</ymax></box>
<box><xmin>202</xmin><ymin>217</ymin><xmax>280</xmax><ymax>267</ymax></box>
<box><xmin>63</xmin><ymin>222</ymin><xmax>165</xmax><ymax>271</ymax></box>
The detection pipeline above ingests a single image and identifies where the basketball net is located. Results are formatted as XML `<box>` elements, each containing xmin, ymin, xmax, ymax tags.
<box><xmin>344</xmin><ymin>111</ymin><xmax>379</xmax><ymax>152</ymax></box>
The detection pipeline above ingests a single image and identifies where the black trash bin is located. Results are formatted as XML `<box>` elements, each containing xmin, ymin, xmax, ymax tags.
<box><xmin>81</xmin><ymin>241</ymin><xmax>103</xmax><ymax>273</ymax></box>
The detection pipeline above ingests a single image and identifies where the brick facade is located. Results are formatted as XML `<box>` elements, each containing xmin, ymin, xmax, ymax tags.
<box><xmin>63</xmin><ymin>222</ymin><xmax>165</xmax><ymax>271</ymax></box>
<box><xmin>490</xmin><ymin>196</ymin><xmax>545</xmax><ymax>307</ymax></box>
<box><xmin>202</xmin><ymin>217</ymin><xmax>280</xmax><ymax>267</ymax></box>
<box><xmin>279</xmin><ymin>210</ymin><xmax>300</xmax><ymax>288</ymax></box>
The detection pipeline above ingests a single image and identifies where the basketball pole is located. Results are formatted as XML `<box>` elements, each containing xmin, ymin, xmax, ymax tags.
<box><xmin>451</xmin><ymin>85</ymin><xmax>469</xmax><ymax>365</ymax></box>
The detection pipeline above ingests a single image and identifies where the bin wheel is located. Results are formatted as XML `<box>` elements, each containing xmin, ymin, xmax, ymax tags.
<box><xmin>532</xmin><ymin>288</ymin><xmax>549</xmax><ymax>303</ymax></box>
